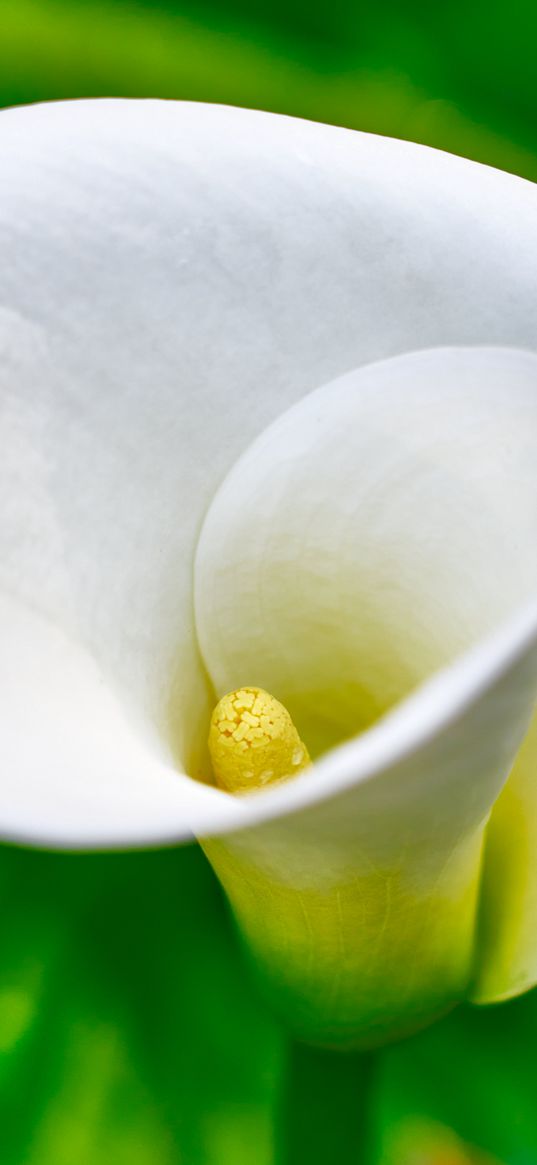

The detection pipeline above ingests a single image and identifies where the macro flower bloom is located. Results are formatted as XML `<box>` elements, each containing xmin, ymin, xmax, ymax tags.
<box><xmin>1</xmin><ymin>98</ymin><xmax>536</xmax><ymax>1050</ymax></box>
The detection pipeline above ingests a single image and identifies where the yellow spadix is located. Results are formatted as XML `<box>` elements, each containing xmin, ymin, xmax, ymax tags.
<box><xmin>209</xmin><ymin>687</ymin><xmax>310</xmax><ymax>793</ymax></box>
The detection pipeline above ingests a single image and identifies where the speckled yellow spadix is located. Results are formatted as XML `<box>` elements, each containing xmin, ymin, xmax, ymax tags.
<box><xmin>209</xmin><ymin>687</ymin><xmax>310</xmax><ymax>793</ymax></box>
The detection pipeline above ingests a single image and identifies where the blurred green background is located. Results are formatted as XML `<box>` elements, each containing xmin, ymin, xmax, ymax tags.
<box><xmin>1</xmin><ymin>0</ymin><xmax>537</xmax><ymax>179</ymax></box>
<box><xmin>1</xmin><ymin>2</ymin><xmax>536</xmax><ymax>1162</ymax></box>
<box><xmin>3</xmin><ymin>843</ymin><xmax>537</xmax><ymax>1165</ymax></box>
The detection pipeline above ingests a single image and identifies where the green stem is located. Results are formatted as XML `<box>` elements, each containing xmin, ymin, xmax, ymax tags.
<box><xmin>277</xmin><ymin>1040</ymin><xmax>377</xmax><ymax>1164</ymax></box>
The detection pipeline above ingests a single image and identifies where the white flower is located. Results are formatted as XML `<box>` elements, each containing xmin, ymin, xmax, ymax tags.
<box><xmin>1</xmin><ymin>98</ymin><xmax>536</xmax><ymax>1047</ymax></box>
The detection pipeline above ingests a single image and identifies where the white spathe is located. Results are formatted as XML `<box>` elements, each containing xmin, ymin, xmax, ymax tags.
<box><xmin>1</xmin><ymin>99</ymin><xmax>536</xmax><ymax>1021</ymax></box>
<box><xmin>195</xmin><ymin>347</ymin><xmax>537</xmax><ymax>756</ymax></box>
<box><xmin>195</xmin><ymin>346</ymin><xmax>537</xmax><ymax>1029</ymax></box>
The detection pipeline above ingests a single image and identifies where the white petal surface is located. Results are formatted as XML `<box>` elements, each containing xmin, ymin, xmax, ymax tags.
<box><xmin>1</xmin><ymin>99</ymin><xmax>537</xmax><ymax>843</ymax></box>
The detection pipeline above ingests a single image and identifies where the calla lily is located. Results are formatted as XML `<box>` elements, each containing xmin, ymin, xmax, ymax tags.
<box><xmin>1</xmin><ymin>98</ymin><xmax>537</xmax><ymax>1051</ymax></box>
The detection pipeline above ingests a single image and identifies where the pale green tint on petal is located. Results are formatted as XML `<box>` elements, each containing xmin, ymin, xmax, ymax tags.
<box><xmin>203</xmin><ymin>624</ymin><xmax>537</xmax><ymax>1046</ymax></box>
<box><xmin>472</xmin><ymin>711</ymin><xmax>537</xmax><ymax>1003</ymax></box>
<box><xmin>2</xmin><ymin>99</ymin><xmax>537</xmax><ymax>844</ymax></box>
<box><xmin>196</xmin><ymin>349</ymin><xmax>537</xmax><ymax>1045</ymax></box>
